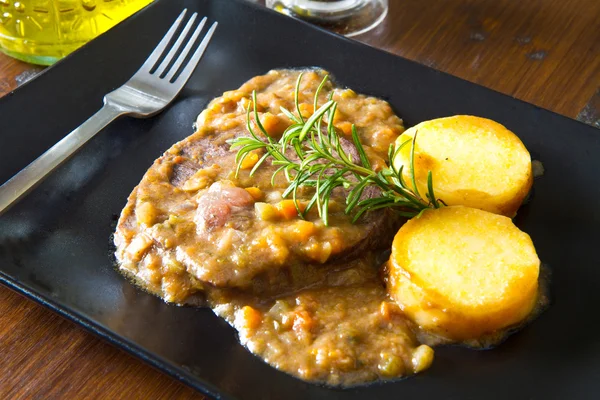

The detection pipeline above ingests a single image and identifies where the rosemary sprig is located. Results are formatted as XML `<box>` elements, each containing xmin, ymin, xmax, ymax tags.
<box><xmin>228</xmin><ymin>73</ymin><xmax>443</xmax><ymax>225</ymax></box>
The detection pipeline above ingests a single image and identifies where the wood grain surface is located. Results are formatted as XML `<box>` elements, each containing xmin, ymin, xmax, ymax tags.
<box><xmin>1</xmin><ymin>0</ymin><xmax>599</xmax><ymax>399</ymax></box>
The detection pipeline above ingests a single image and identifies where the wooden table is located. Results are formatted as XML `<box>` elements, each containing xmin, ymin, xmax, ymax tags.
<box><xmin>1</xmin><ymin>0</ymin><xmax>599</xmax><ymax>398</ymax></box>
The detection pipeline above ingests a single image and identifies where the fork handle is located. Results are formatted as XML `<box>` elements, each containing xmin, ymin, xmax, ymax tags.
<box><xmin>0</xmin><ymin>103</ymin><xmax>124</xmax><ymax>215</ymax></box>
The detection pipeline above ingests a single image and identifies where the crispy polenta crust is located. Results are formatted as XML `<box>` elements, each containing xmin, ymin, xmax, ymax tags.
<box><xmin>393</xmin><ymin>115</ymin><xmax>532</xmax><ymax>217</ymax></box>
<box><xmin>387</xmin><ymin>206</ymin><xmax>540</xmax><ymax>341</ymax></box>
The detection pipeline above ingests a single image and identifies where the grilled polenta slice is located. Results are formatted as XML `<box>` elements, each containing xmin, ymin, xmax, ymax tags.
<box><xmin>393</xmin><ymin>115</ymin><xmax>532</xmax><ymax>217</ymax></box>
<box><xmin>387</xmin><ymin>206</ymin><xmax>540</xmax><ymax>341</ymax></box>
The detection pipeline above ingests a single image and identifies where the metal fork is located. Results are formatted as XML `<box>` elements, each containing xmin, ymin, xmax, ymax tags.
<box><xmin>0</xmin><ymin>10</ymin><xmax>217</xmax><ymax>215</ymax></box>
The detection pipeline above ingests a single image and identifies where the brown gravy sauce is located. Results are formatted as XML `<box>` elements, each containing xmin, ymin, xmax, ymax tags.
<box><xmin>114</xmin><ymin>69</ymin><xmax>546</xmax><ymax>387</ymax></box>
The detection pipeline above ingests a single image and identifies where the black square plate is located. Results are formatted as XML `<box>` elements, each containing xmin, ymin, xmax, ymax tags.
<box><xmin>1</xmin><ymin>0</ymin><xmax>599</xmax><ymax>399</ymax></box>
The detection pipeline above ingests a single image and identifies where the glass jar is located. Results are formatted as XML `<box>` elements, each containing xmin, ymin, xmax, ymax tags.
<box><xmin>266</xmin><ymin>0</ymin><xmax>388</xmax><ymax>37</ymax></box>
<box><xmin>0</xmin><ymin>0</ymin><xmax>153</xmax><ymax>65</ymax></box>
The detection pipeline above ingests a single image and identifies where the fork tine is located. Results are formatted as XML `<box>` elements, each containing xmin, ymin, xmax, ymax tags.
<box><xmin>164</xmin><ymin>17</ymin><xmax>208</xmax><ymax>82</ymax></box>
<box><xmin>139</xmin><ymin>9</ymin><xmax>187</xmax><ymax>72</ymax></box>
<box><xmin>154</xmin><ymin>13</ymin><xmax>199</xmax><ymax>77</ymax></box>
<box><xmin>170</xmin><ymin>21</ymin><xmax>218</xmax><ymax>84</ymax></box>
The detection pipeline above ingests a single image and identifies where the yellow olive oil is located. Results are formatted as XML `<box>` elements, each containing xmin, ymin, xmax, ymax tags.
<box><xmin>0</xmin><ymin>0</ymin><xmax>153</xmax><ymax>65</ymax></box>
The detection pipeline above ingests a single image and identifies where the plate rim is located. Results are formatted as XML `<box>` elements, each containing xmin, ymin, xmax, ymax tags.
<box><xmin>0</xmin><ymin>0</ymin><xmax>598</xmax><ymax>399</ymax></box>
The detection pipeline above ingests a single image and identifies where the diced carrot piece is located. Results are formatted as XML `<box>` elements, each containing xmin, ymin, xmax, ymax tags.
<box><xmin>266</xmin><ymin>233</ymin><xmax>290</xmax><ymax>265</ymax></box>
<box><xmin>276</xmin><ymin>200</ymin><xmax>305</xmax><ymax>220</ymax></box>
<box><xmin>222</xmin><ymin>90</ymin><xmax>245</xmax><ymax>102</ymax></box>
<box><xmin>240</xmin><ymin>152</ymin><xmax>259</xmax><ymax>170</ymax></box>
<box><xmin>332</xmin><ymin>109</ymin><xmax>347</xmax><ymax>123</ymax></box>
<box><xmin>261</xmin><ymin>113</ymin><xmax>290</xmax><ymax>137</ymax></box>
<box><xmin>335</xmin><ymin>121</ymin><xmax>353</xmax><ymax>136</ymax></box>
<box><xmin>287</xmin><ymin>220</ymin><xmax>316</xmax><ymax>242</ymax></box>
<box><xmin>239</xmin><ymin>306</ymin><xmax>263</xmax><ymax>330</ymax></box>
<box><xmin>245</xmin><ymin>187</ymin><xmax>264</xmax><ymax>201</ymax></box>
<box><xmin>292</xmin><ymin>309</ymin><xmax>315</xmax><ymax>334</ymax></box>
<box><xmin>298</xmin><ymin>103</ymin><xmax>313</xmax><ymax>119</ymax></box>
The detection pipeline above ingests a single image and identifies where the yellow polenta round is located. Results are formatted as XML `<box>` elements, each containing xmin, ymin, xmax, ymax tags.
<box><xmin>387</xmin><ymin>206</ymin><xmax>540</xmax><ymax>341</ymax></box>
<box><xmin>393</xmin><ymin>115</ymin><xmax>532</xmax><ymax>217</ymax></box>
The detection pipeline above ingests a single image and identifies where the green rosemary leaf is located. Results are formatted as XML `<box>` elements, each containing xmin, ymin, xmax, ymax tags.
<box><xmin>396</xmin><ymin>165</ymin><xmax>409</xmax><ymax>189</ymax></box>
<box><xmin>246</xmin><ymin>103</ymin><xmax>261</xmax><ymax>141</ymax></box>
<box><xmin>280</xmin><ymin>125</ymin><xmax>300</xmax><ymax>154</ymax></box>
<box><xmin>292</xmin><ymin>138</ymin><xmax>305</xmax><ymax>161</ymax></box>
<box><xmin>313</xmin><ymin>75</ymin><xmax>329</xmax><ymax>114</ymax></box>
<box><xmin>280</xmin><ymin>106</ymin><xmax>301</xmax><ymax>124</ymax></box>
<box><xmin>335</xmin><ymin>137</ymin><xmax>354</xmax><ymax>167</ymax></box>
<box><xmin>252</xmin><ymin>91</ymin><xmax>271</xmax><ymax>141</ymax></box>
<box><xmin>309</xmin><ymin>129</ymin><xmax>321</xmax><ymax>157</ymax></box>
<box><xmin>387</xmin><ymin>143</ymin><xmax>394</xmax><ymax>168</ymax></box>
<box><xmin>410</xmin><ymin>131</ymin><xmax>420</xmax><ymax>198</ymax></box>
<box><xmin>314</xmin><ymin>76</ymin><xmax>329</xmax><ymax>135</ymax></box>
<box><xmin>315</xmin><ymin>166</ymin><xmax>327</xmax><ymax>220</ymax></box>
<box><xmin>373</xmin><ymin>171</ymin><xmax>423</xmax><ymax>207</ymax></box>
<box><xmin>294</xmin><ymin>72</ymin><xmax>305</xmax><ymax>123</ymax></box>
<box><xmin>249</xmin><ymin>152</ymin><xmax>271</xmax><ymax>177</ymax></box>
<box><xmin>231</xmin><ymin>72</ymin><xmax>443</xmax><ymax>225</ymax></box>
<box><xmin>345</xmin><ymin>178</ymin><xmax>370</xmax><ymax>214</ymax></box>
<box><xmin>353</xmin><ymin>201</ymin><xmax>419</xmax><ymax>223</ymax></box>
<box><xmin>313</xmin><ymin>166</ymin><xmax>347</xmax><ymax>223</ymax></box>
<box><xmin>235</xmin><ymin>152</ymin><xmax>249</xmax><ymax>178</ymax></box>
<box><xmin>229</xmin><ymin>138</ymin><xmax>259</xmax><ymax>152</ymax></box>
<box><xmin>233</xmin><ymin>143</ymin><xmax>266</xmax><ymax>177</ymax></box>
<box><xmin>427</xmin><ymin>170</ymin><xmax>440</xmax><ymax>208</ymax></box>
<box><xmin>283</xmin><ymin>164</ymin><xmax>295</xmax><ymax>182</ymax></box>
<box><xmin>390</xmin><ymin>139</ymin><xmax>410</xmax><ymax>175</ymax></box>
<box><xmin>282</xmin><ymin>166</ymin><xmax>315</xmax><ymax>198</ymax></box>
<box><xmin>415</xmin><ymin>208</ymin><xmax>430</xmax><ymax>219</ymax></box>
<box><xmin>300</xmin><ymin>153</ymin><xmax>324</xmax><ymax>170</ymax></box>
<box><xmin>282</xmin><ymin>124</ymin><xmax>304</xmax><ymax>138</ymax></box>
<box><xmin>298</xmin><ymin>100</ymin><xmax>335</xmax><ymax>141</ymax></box>
<box><xmin>351</xmin><ymin>125</ymin><xmax>371</xmax><ymax>169</ymax></box>
<box><xmin>356</xmin><ymin>195</ymin><xmax>396</xmax><ymax>208</ymax></box>
<box><xmin>325</xmin><ymin>102</ymin><xmax>338</xmax><ymax>148</ymax></box>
